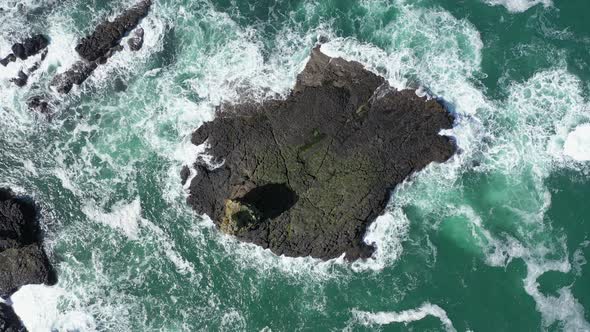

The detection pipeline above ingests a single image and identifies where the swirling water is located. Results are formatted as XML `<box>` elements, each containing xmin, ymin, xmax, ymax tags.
<box><xmin>1</xmin><ymin>0</ymin><xmax>590</xmax><ymax>331</ymax></box>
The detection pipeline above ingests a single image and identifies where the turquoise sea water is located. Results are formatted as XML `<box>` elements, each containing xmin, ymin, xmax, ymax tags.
<box><xmin>1</xmin><ymin>0</ymin><xmax>590</xmax><ymax>331</ymax></box>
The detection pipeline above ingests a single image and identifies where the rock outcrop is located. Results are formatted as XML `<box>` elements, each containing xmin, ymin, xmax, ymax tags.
<box><xmin>0</xmin><ymin>302</ymin><xmax>25</xmax><ymax>332</ymax></box>
<box><xmin>185</xmin><ymin>47</ymin><xmax>456</xmax><ymax>261</ymax></box>
<box><xmin>48</xmin><ymin>0</ymin><xmax>151</xmax><ymax>95</ymax></box>
<box><xmin>9</xmin><ymin>71</ymin><xmax>28</xmax><ymax>87</ymax></box>
<box><xmin>51</xmin><ymin>61</ymin><xmax>98</xmax><ymax>94</ymax></box>
<box><xmin>0</xmin><ymin>34</ymin><xmax>48</xmax><ymax>66</ymax></box>
<box><xmin>0</xmin><ymin>188</ymin><xmax>56</xmax><ymax>296</ymax></box>
<box><xmin>0</xmin><ymin>35</ymin><xmax>49</xmax><ymax>88</ymax></box>
<box><xmin>11</xmin><ymin>35</ymin><xmax>49</xmax><ymax>60</ymax></box>
<box><xmin>75</xmin><ymin>0</ymin><xmax>151</xmax><ymax>61</ymax></box>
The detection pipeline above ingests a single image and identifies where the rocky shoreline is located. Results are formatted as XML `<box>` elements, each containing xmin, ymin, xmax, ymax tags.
<box><xmin>0</xmin><ymin>188</ymin><xmax>56</xmax><ymax>331</ymax></box>
<box><xmin>184</xmin><ymin>47</ymin><xmax>456</xmax><ymax>261</ymax></box>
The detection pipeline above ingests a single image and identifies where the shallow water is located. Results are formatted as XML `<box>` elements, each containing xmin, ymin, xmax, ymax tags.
<box><xmin>1</xmin><ymin>0</ymin><xmax>589</xmax><ymax>331</ymax></box>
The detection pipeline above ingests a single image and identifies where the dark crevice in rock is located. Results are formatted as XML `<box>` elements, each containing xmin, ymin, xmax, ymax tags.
<box><xmin>238</xmin><ymin>184</ymin><xmax>298</xmax><ymax>220</ymax></box>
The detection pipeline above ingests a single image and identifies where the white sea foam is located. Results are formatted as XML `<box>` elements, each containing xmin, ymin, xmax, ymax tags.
<box><xmin>140</xmin><ymin>218</ymin><xmax>197</xmax><ymax>275</ymax></box>
<box><xmin>483</xmin><ymin>0</ymin><xmax>553</xmax><ymax>12</ymax></box>
<box><xmin>220</xmin><ymin>309</ymin><xmax>246</xmax><ymax>331</ymax></box>
<box><xmin>210</xmin><ymin>223</ymin><xmax>348</xmax><ymax>280</ymax></box>
<box><xmin>524</xmin><ymin>259</ymin><xmax>590</xmax><ymax>331</ymax></box>
<box><xmin>564</xmin><ymin>124</ymin><xmax>590</xmax><ymax>161</ymax></box>
<box><xmin>82</xmin><ymin>198</ymin><xmax>143</xmax><ymax>239</ymax></box>
<box><xmin>454</xmin><ymin>188</ymin><xmax>590</xmax><ymax>330</ymax></box>
<box><xmin>352</xmin><ymin>302</ymin><xmax>456</xmax><ymax>332</ymax></box>
<box><xmin>351</xmin><ymin>208</ymin><xmax>410</xmax><ymax>272</ymax></box>
<box><xmin>495</xmin><ymin>69</ymin><xmax>590</xmax><ymax>172</ymax></box>
<box><xmin>11</xmin><ymin>284</ymin><xmax>96</xmax><ymax>332</ymax></box>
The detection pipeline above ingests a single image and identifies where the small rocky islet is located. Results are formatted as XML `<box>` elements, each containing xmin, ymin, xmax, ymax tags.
<box><xmin>184</xmin><ymin>47</ymin><xmax>456</xmax><ymax>261</ymax></box>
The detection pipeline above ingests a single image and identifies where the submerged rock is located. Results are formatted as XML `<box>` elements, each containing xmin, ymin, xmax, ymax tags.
<box><xmin>0</xmin><ymin>303</ymin><xmax>26</xmax><ymax>332</ymax></box>
<box><xmin>75</xmin><ymin>0</ymin><xmax>151</xmax><ymax>61</ymax></box>
<box><xmin>185</xmin><ymin>47</ymin><xmax>456</xmax><ymax>261</ymax></box>
<box><xmin>180</xmin><ymin>165</ymin><xmax>190</xmax><ymax>185</ymax></box>
<box><xmin>128</xmin><ymin>27</ymin><xmax>145</xmax><ymax>51</ymax></box>
<box><xmin>9</xmin><ymin>71</ymin><xmax>27</xmax><ymax>87</ymax></box>
<box><xmin>0</xmin><ymin>188</ymin><xmax>56</xmax><ymax>297</ymax></box>
<box><xmin>27</xmin><ymin>96</ymin><xmax>51</xmax><ymax>114</ymax></box>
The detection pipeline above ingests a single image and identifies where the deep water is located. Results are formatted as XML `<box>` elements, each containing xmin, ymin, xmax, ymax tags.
<box><xmin>1</xmin><ymin>0</ymin><xmax>590</xmax><ymax>331</ymax></box>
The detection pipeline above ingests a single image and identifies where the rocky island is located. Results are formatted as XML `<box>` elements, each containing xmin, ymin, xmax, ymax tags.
<box><xmin>184</xmin><ymin>47</ymin><xmax>456</xmax><ymax>261</ymax></box>
<box><xmin>0</xmin><ymin>188</ymin><xmax>56</xmax><ymax>331</ymax></box>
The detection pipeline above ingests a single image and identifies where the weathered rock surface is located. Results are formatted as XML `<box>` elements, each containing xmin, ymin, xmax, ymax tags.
<box><xmin>75</xmin><ymin>0</ymin><xmax>151</xmax><ymax>61</ymax></box>
<box><xmin>3</xmin><ymin>34</ymin><xmax>49</xmax><ymax>62</ymax></box>
<box><xmin>0</xmin><ymin>188</ymin><xmax>56</xmax><ymax>297</ymax></box>
<box><xmin>185</xmin><ymin>47</ymin><xmax>456</xmax><ymax>260</ymax></box>
<box><xmin>47</xmin><ymin>0</ymin><xmax>150</xmax><ymax>96</ymax></box>
<box><xmin>0</xmin><ymin>303</ymin><xmax>26</xmax><ymax>332</ymax></box>
<box><xmin>50</xmin><ymin>61</ymin><xmax>98</xmax><ymax>94</ymax></box>
<box><xmin>12</xmin><ymin>35</ymin><xmax>48</xmax><ymax>60</ymax></box>
<box><xmin>128</xmin><ymin>27</ymin><xmax>144</xmax><ymax>51</ymax></box>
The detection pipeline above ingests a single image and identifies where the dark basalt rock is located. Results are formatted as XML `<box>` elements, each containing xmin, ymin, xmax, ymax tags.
<box><xmin>185</xmin><ymin>47</ymin><xmax>456</xmax><ymax>261</ymax></box>
<box><xmin>27</xmin><ymin>96</ymin><xmax>51</xmax><ymax>114</ymax></box>
<box><xmin>0</xmin><ymin>303</ymin><xmax>26</xmax><ymax>332</ymax></box>
<box><xmin>50</xmin><ymin>61</ymin><xmax>98</xmax><ymax>94</ymax></box>
<box><xmin>128</xmin><ymin>27</ymin><xmax>144</xmax><ymax>51</ymax></box>
<box><xmin>47</xmin><ymin>1</ymin><xmax>150</xmax><ymax>96</ymax></box>
<box><xmin>0</xmin><ymin>54</ymin><xmax>16</xmax><ymax>67</ymax></box>
<box><xmin>75</xmin><ymin>0</ymin><xmax>151</xmax><ymax>61</ymax></box>
<box><xmin>0</xmin><ymin>188</ymin><xmax>56</xmax><ymax>297</ymax></box>
<box><xmin>10</xmin><ymin>34</ymin><xmax>49</xmax><ymax>60</ymax></box>
<box><xmin>1</xmin><ymin>35</ymin><xmax>48</xmax><ymax>68</ymax></box>
<box><xmin>10</xmin><ymin>71</ymin><xmax>28</xmax><ymax>87</ymax></box>
<box><xmin>113</xmin><ymin>77</ymin><xmax>128</xmax><ymax>92</ymax></box>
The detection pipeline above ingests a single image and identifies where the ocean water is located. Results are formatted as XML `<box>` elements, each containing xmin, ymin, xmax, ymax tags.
<box><xmin>1</xmin><ymin>0</ymin><xmax>589</xmax><ymax>331</ymax></box>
